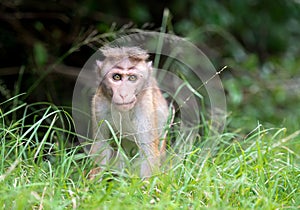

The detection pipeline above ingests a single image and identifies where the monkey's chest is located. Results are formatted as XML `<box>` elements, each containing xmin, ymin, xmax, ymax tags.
<box><xmin>109</xmin><ymin>113</ymin><xmax>141</xmax><ymax>155</ymax></box>
<box><xmin>110</xmin><ymin>111</ymin><xmax>139</xmax><ymax>135</ymax></box>
<box><xmin>109</xmin><ymin>128</ymin><xmax>139</xmax><ymax>158</ymax></box>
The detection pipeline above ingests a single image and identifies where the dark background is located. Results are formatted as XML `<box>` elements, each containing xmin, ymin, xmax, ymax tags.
<box><xmin>1</xmin><ymin>0</ymin><xmax>300</xmax><ymax>131</ymax></box>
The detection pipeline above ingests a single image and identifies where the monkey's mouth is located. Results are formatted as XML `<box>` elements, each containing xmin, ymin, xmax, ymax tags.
<box><xmin>114</xmin><ymin>100</ymin><xmax>135</xmax><ymax>106</ymax></box>
<box><xmin>113</xmin><ymin>100</ymin><xmax>136</xmax><ymax>111</ymax></box>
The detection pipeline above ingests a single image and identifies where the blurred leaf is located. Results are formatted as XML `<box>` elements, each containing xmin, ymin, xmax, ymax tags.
<box><xmin>242</xmin><ymin>54</ymin><xmax>259</xmax><ymax>71</ymax></box>
<box><xmin>129</xmin><ymin>4</ymin><xmax>151</xmax><ymax>23</ymax></box>
<box><xmin>225</xmin><ymin>79</ymin><xmax>243</xmax><ymax>106</ymax></box>
<box><xmin>33</xmin><ymin>42</ymin><xmax>48</xmax><ymax>67</ymax></box>
<box><xmin>34</xmin><ymin>21</ymin><xmax>44</xmax><ymax>32</ymax></box>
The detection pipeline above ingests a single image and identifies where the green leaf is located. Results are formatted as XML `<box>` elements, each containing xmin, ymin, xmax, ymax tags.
<box><xmin>33</xmin><ymin>42</ymin><xmax>48</xmax><ymax>67</ymax></box>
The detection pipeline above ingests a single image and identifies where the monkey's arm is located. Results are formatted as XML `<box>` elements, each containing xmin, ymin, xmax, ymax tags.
<box><xmin>89</xmin><ymin>95</ymin><xmax>115</xmax><ymax>177</ymax></box>
<box><xmin>134</xmin><ymin>92</ymin><xmax>168</xmax><ymax>177</ymax></box>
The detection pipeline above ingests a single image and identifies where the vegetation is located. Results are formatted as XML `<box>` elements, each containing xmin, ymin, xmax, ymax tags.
<box><xmin>1</xmin><ymin>0</ymin><xmax>300</xmax><ymax>209</ymax></box>
<box><xmin>1</xmin><ymin>96</ymin><xmax>300</xmax><ymax>209</ymax></box>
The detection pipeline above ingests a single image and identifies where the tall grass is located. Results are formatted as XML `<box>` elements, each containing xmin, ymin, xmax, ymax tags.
<box><xmin>0</xmin><ymin>95</ymin><xmax>299</xmax><ymax>209</ymax></box>
<box><xmin>1</xmin><ymin>11</ymin><xmax>300</xmax><ymax>207</ymax></box>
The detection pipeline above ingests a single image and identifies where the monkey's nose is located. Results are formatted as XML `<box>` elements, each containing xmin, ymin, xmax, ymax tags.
<box><xmin>119</xmin><ymin>92</ymin><xmax>128</xmax><ymax>100</ymax></box>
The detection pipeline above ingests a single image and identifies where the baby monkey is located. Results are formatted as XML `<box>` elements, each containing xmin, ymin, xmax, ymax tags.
<box><xmin>90</xmin><ymin>46</ymin><xmax>169</xmax><ymax>178</ymax></box>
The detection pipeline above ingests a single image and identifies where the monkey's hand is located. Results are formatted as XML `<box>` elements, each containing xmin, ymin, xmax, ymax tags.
<box><xmin>88</xmin><ymin>167</ymin><xmax>102</xmax><ymax>180</ymax></box>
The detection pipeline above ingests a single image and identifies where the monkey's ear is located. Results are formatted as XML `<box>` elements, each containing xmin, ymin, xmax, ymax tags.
<box><xmin>95</xmin><ymin>60</ymin><xmax>103</xmax><ymax>79</ymax></box>
<box><xmin>147</xmin><ymin>61</ymin><xmax>152</xmax><ymax>68</ymax></box>
<box><xmin>96</xmin><ymin>60</ymin><xmax>103</xmax><ymax>69</ymax></box>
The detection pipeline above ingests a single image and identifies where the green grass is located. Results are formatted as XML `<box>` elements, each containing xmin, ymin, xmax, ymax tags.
<box><xmin>1</xmin><ymin>96</ymin><xmax>300</xmax><ymax>209</ymax></box>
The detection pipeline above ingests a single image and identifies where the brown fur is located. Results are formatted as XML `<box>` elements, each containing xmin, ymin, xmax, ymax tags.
<box><xmin>89</xmin><ymin>46</ymin><xmax>169</xmax><ymax>179</ymax></box>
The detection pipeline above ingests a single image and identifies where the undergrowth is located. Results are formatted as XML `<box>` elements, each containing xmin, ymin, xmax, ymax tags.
<box><xmin>0</xmin><ymin>95</ymin><xmax>299</xmax><ymax>209</ymax></box>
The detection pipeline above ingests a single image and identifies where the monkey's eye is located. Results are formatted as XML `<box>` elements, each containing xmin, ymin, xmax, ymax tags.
<box><xmin>128</xmin><ymin>75</ymin><xmax>137</xmax><ymax>81</ymax></box>
<box><xmin>112</xmin><ymin>74</ymin><xmax>122</xmax><ymax>81</ymax></box>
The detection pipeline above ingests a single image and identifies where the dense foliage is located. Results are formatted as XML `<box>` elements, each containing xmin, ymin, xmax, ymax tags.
<box><xmin>1</xmin><ymin>0</ymin><xmax>300</xmax><ymax>130</ymax></box>
<box><xmin>0</xmin><ymin>1</ymin><xmax>300</xmax><ymax>209</ymax></box>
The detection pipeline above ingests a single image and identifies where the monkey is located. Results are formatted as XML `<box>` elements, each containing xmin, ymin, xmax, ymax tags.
<box><xmin>89</xmin><ymin>46</ymin><xmax>169</xmax><ymax>178</ymax></box>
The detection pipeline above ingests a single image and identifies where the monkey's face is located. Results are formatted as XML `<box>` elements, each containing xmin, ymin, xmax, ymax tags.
<box><xmin>102</xmin><ymin>59</ymin><xmax>150</xmax><ymax>112</ymax></box>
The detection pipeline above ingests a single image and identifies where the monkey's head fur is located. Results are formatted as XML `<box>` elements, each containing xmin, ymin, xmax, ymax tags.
<box><xmin>95</xmin><ymin>46</ymin><xmax>153</xmax><ymax>111</ymax></box>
